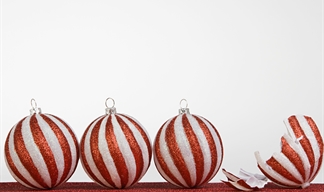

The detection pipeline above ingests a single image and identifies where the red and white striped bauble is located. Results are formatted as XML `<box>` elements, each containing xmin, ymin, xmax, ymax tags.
<box><xmin>4</xmin><ymin>101</ymin><xmax>79</xmax><ymax>189</ymax></box>
<box><xmin>153</xmin><ymin>100</ymin><xmax>223</xmax><ymax>188</ymax></box>
<box><xmin>255</xmin><ymin>115</ymin><xmax>323</xmax><ymax>188</ymax></box>
<box><xmin>80</xmin><ymin>99</ymin><xmax>152</xmax><ymax>189</ymax></box>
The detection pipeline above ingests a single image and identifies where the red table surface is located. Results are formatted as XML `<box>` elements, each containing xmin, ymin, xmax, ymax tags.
<box><xmin>0</xmin><ymin>182</ymin><xmax>323</xmax><ymax>192</ymax></box>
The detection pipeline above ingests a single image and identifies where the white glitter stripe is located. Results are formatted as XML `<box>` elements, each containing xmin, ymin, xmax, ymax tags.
<box><xmin>98</xmin><ymin>116</ymin><xmax>117</xmax><ymax>188</ymax></box>
<box><xmin>36</xmin><ymin>114</ymin><xmax>64</xmax><ymax>186</ymax></box>
<box><xmin>46</xmin><ymin>114</ymin><xmax>78</xmax><ymax>184</ymax></box>
<box><xmin>154</xmin><ymin>154</ymin><xmax>181</xmax><ymax>187</ymax></box>
<box><xmin>174</xmin><ymin>114</ymin><xmax>195</xmax><ymax>186</ymax></box>
<box><xmin>255</xmin><ymin>151</ymin><xmax>299</xmax><ymax>187</ymax></box>
<box><xmin>7</xmin><ymin>124</ymin><xmax>43</xmax><ymax>189</ymax></box>
<box><xmin>273</xmin><ymin>152</ymin><xmax>303</xmax><ymax>183</ymax></box>
<box><xmin>5</xmin><ymin>163</ymin><xmax>35</xmax><ymax>189</ymax></box>
<box><xmin>22</xmin><ymin>115</ymin><xmax>51</xmax><ymax>187</ymax></box>
<box><xmin>111</xmin><ymin>114</ymin><xmax>136</xmax><ymax>188</ymax></box>
<box><xmin>295</xmin><ymin>115</ymin><xmax>321</xmax><ymax>180</ymax></box>
<box><xmin>283</xmin><ymin>134</ymin><xmax>310</xmax><ymax>181</ymax></box>
<box><xmin>284</xmin><ymin>118</ymin><xmax>297</xmax><ymax>141</ymax></box>
<box><xmin>123</xmin><ymin>114</ymin><xmax>152</xmax><ymax>145</ymax></box>
<box><xmin>160</xmin><ymin>118</ymin><xmax>187</xmax><ymax>187</ymax></box>
<box><xmin>198</xmin><ymin>116</ymin><xmax>223</xmax><ymax>177</ymax></box>
<box><xmin>118</xmin><ymin>115</ymin><xmax>150</xmax><ymax>180</ymax></box>
<box><xmin>115</xmin><ymin>115</ymin><xmax>137</xmax><ymax>186</ymax></box>
<box><xmin>187</xmin><ymin>115</ymin><xmax>211</xmax><ymax>184</ymax></box>
<box><xmin>83</xmin><ymin>116</ymin><xmax>111</xmax><ymax>187</ymax></box>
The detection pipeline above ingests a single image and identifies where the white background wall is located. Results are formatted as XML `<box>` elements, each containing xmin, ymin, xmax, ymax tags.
<box><xmin>1</xmin><ymin>0</ymin><xmax>323</xmax><ymax>184</ymax></box>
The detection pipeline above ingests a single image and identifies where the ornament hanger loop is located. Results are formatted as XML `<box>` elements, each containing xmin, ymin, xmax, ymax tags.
<box><xmin>179</xmin><ymin>99</ymin><xmax>190</xmax><ymax>114</ymax></box>
<box><xmin>105</xmin><ymin>97</ymin><xmax>115</xmax><ymax>108</ymax></box>
<box><xmin>30</xmin><ymin>98</ymin><xmax>42</xmax><ymax>114</ymax></box>
<box><xmin>31</xmin><ymin>99</ymin><xmax>37</xmax><ymax>110</ymax></box>
<box><xmin>180</xmin><ymin>99</ymin><xmax>188</xmax><ymax>109</ymax></box>
<box><xmin>105</xmin><ymin>97</ymin><xmax>116</xmax><ymax>114</ymax></box>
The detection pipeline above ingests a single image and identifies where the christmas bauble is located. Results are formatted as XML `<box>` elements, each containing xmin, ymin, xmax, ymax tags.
<box><xmin>255</xmin><ymin>115</ymin><xmax>323</xmax><ymax>188</ymax></box>
<box><xmin>80</xmin><ymin>98</ymin><xmax>152</xmax><ymax>189</ymax></box>
<box><xmin>153</xmin><ymin>99</ymin><xmax>224</xmax><ymax>188</ymax></box>
<box><xmin>4</xmin><ymin>99</ymin><xmax>79</xmax><ymax>189</ymax></box>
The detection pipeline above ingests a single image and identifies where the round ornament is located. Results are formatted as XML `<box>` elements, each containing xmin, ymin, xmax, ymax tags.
<box><xmin>80</xmin><ymin>98</ymin><xmax>152</xmax><ymax>189</ymax></box>
<box><xmin>4</xmin><ymin>99</ymin><xmax>79</xmax><ymax>189</ymax></box>
<box><xmin>153</xmin><ymin>99</ymin><xmax>224</xmax><ymax>188</ymax></box>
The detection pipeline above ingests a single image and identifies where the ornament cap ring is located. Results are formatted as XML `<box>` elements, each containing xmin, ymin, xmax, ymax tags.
<box><xmin>30</xmin><ymin>98</ymin><xmax>42</xmax><ymax>114</ymax></box>
<box><xmin>179</xmin><ymin>99</ymin><xmax>190</xmax><ymax>114</ymax></box>
<box><xmin>105</xmin><ymin>97</ymin><xmax>116</xmax><ymax>114</ymax></box>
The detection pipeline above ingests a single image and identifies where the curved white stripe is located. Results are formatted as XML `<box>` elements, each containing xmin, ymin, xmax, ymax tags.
<box><xmin>284</xmin><ymin>118</ymin><xmax>297</xmax><ymax>141</ymax></box>
<box><xmin>295</xmin><ymin>115</ymin><xmax>321</xmax><ymax>180</ymax></box>
<box><xmin>160</xmin><ymin>118</ymin><xmax>188</xmax><ymax>187</ymax></box>
<box><xmin>118</xmin><ymin>115</ymin><xmax>150</xmax><ymax>180</ymax></box>
<box><xmin>154</xmin><ymin>154</ymin><xmax>181</xmax><ymax>187</ymax></box>
<box><xmin>5</xmin><ymin>163</ymin><xmax>36</xmax><ymax>189</ymax></box>
<box><xmin>22</xmin><ymin>115</ymin><xmax>51</xmax><ymax>187</ymax></box>
<box><xmin>255</xmin><ymin>151</ymin><xmax>300</xmax><ymax>187</ymax></box>
<box><xmin>46</xmin><ymin>114</ymin><xmax>78</xmax><ymax>183</ymax></box>
<box><xmin>7</xmin><ymin>124</ymin><xmax>43</xmax><ymax>189</ymax></box>
<box><xmin>198</xmin><ymin>116</ymin><xmax>223</xmax><ymax>177</ymax></box>
<box><xmin>36</xmin><ymin>114</ymin><xmax>64</xmax><ymax>185</ymax></box>
<box><xmin>283</xmin><ymin>134</ymin><xmax>310</xmax><ymax>181</ymax></box>
<box><xmin>83</xmin><ymin>116</ymin><xmax>111</xmax><ymax>187</ymax></box>
<box><xmin>187</xmin><ymin>114</ymin><xmax>211</xmax><ymax>184</ymax></box>
<box><xmin>98</xmin><ymin>116</ymin><xmax>117</xmax><ymax>188</ymax></box>
<box><xmin>122</xmin><ymin>114</ymin><xmax>152</xmax><ymax>145</ymax></box>
<box><xmin>273</xmin><ymin>152</ymin><xmax>303</xmax><ymax>183</ymax></box>
<box><xmin>111</xmin><ymin>114</ymin><xmax>136</xmax><ymax>188</ymax></box>
<box><xmin>174</xmin><ymin>114</ymin><xmax>195</xmax><ymax>185</ymax></box>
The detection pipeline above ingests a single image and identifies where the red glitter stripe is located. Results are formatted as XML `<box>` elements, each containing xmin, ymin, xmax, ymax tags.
<box><xmin>154</xmin><ymin>121</ymin><xmax>183</xmax><ymax>187</ymax></box>
<box><xmin>257</xmin><ymin>164</ymin><xmax>291</xmax><ymax>187</ymax></box>
<box><xmin>182</xmin><ymin>114</ymin><xmax>204</xmax><ymax>186</ymax></box>
<box><xmin>14</xmin><ymin>116</ymin><xmax>48</xmax><ymax>188</ymax></box>
<box><xmin>5</xmin><ymin>119</ymin><xmax>36</xmax><ymax>188</ymax></box>
<box><xmin>50</xmin><ymin>114</ymin><xmax>80</xmax><ymax>168</ymax></box>
<box><xmin>41</xmin><ymin>114</ymin><xmax>72</xmax><ymax>186</ymax></box>
<box><xmin>266</xmin><ymin>157</ymin><xmax>302</xmax><ymax>184</ymax></box>
<box><xmin>304</xmin><ymin>116</ymin><xmax>324</xmax><ymax>181</ymax></box>
<box><xmin>80</xmin><ymin>116</ymin><xmax>106</xmax><ymax>187</ymax></box>
<box><xmin>106</xmin><ymin>115</ymin><xmax>129</xmax><ymax>188</ymax></box>
<box><xmin>200</xmin><ymin>117</ymin><xmax>223</xmax><ymax>175</ymax></box>
<box><xmin>304</xmin><ymin>116</ymin><xmax>323</xmax><ymax>152</ymax></box>
<box><xmin>30</xmin><ymin>114</ymin><xmax>58</xmax><ymax>187</ymax></box>
<box><xmin>193</xmin><ymin>115</ymin><xmax>217</xmax><ymax>185</ymax></box>
<box><xmin>120</xmin><ymin>114</ymin><xmax>152</xmax><ymax>165</ymax></box>
<box><xmin>90</xmin><ymin>116</ymin><xmax>117</xmax><ymax>188</ymax></box>
<box><xmin>288</xmin><ymin>116</ymin><xmax>315</xmax><ymax>179</ymax></box>
<box><xmin>116</xmin><ymin>115</ymin><xmax>144</xmax><ymax>186</ymax></box>
<box><xmin>281</xmin><ymin>136</ymin><xmax>305</xmax><ymax>181</ymax></box>
<box><xmin>166</xmin><ymin>116</ymin><xmax>192</xmax><ymax>187</ymax></box>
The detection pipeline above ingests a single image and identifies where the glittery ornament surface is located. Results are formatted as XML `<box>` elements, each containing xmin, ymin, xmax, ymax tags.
<box><xmin>80</xmin><ymin>113</ymin><xmax>152</xmax><ymax>189</ymax></box>
<box><xmin>4</xmin><ymin>114</ymin><xmax>79</xmax><ymax>189</ymax></box>
<box><xmin>154</xmin><ymin>113</ymin><xmax>223</xmax><ymax>188</ymax></box>
<box><xmin>255</xmin><ymin>115</ymin><xmax>324</xmax><ymax>188</ymax></box>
